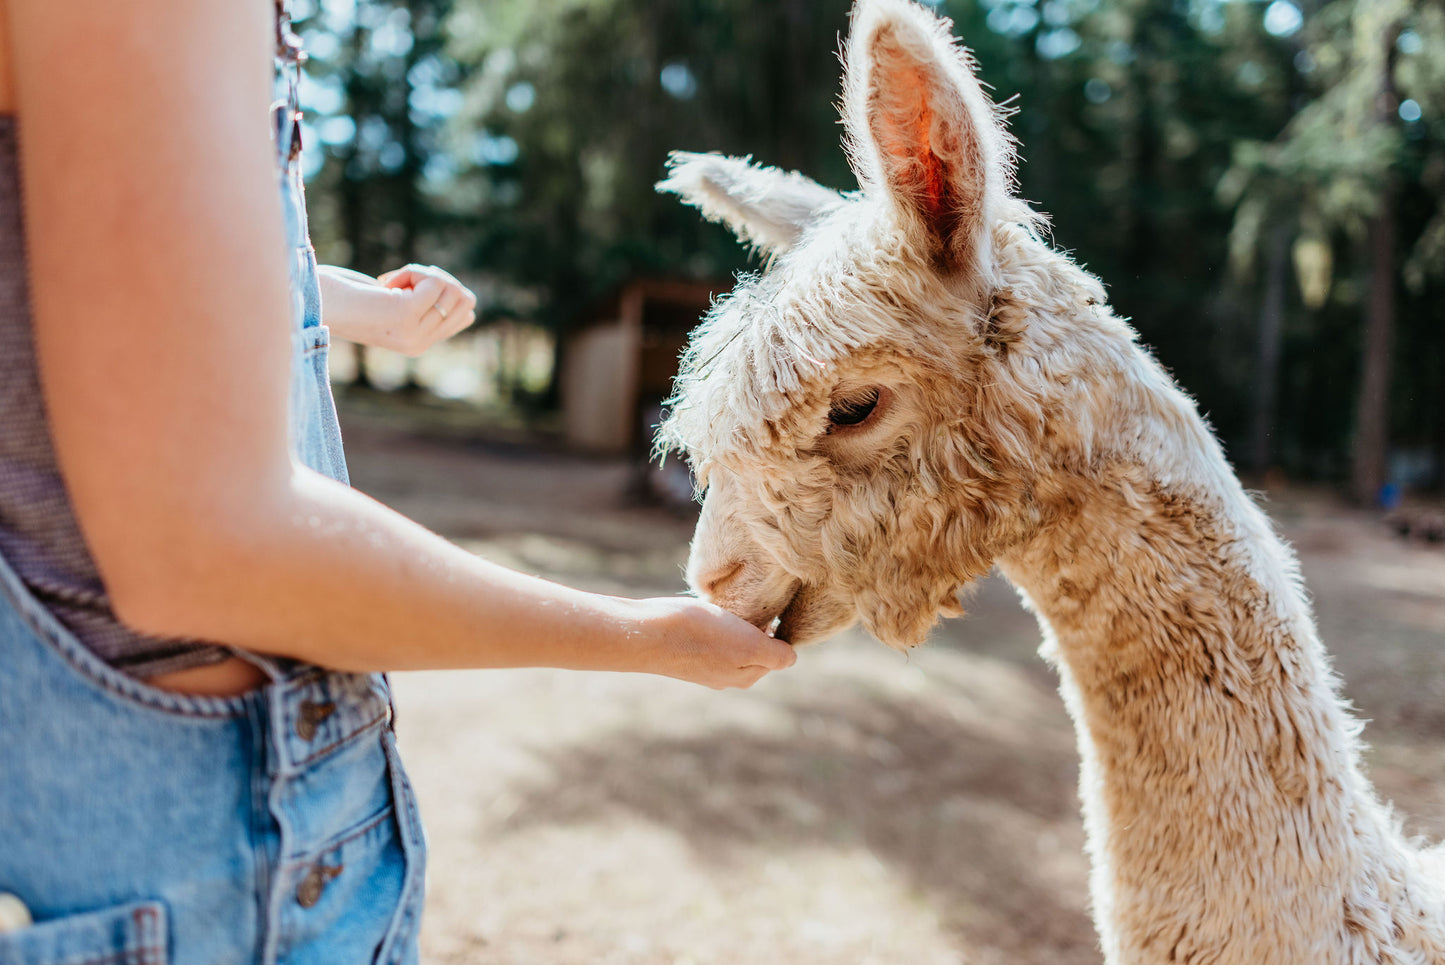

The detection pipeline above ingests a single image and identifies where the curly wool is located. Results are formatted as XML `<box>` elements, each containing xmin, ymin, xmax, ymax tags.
<box><xmin>658</xmin><ymin>0</ymin><xmax>1445</xmax><ymax>961</ymax></box>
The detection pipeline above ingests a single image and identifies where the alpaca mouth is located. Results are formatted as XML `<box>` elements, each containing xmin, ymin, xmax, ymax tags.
<box><xmin>770</xmin><ymin>589</ymin><xmax>806</xmax><ymax>645</ymax></box>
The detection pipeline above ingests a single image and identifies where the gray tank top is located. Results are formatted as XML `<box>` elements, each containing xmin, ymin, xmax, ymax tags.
<box><xmin>0</xmin><ymin>117</ymin><xmax>231</xmax><ymax>678</ymax></box>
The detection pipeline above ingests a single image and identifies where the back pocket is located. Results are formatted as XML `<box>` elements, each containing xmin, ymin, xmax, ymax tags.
<box><xmin>0</xmin><ymin>900</ymin><xmax>166</xmax><ymax>965</ymax></box>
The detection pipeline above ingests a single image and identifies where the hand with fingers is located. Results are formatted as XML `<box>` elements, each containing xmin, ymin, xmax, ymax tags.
<box><xmin>625</xmin><ymin>596</ymin><xmax>797</xmax><ymax>690</ymax></box>
<box><xmin>317</xmin><ymin>263</ymin><xmax>478</xmax><ymax>356</ymax></box>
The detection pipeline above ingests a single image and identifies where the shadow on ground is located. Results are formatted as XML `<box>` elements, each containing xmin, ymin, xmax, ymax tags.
<box><xmin>492</xmin><ymin>690</ymin><xmax>1094</xmax><ymax>962</ymax></box>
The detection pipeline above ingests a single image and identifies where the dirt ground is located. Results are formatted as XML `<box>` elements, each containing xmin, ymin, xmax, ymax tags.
<box><xmin>338</xmin><ymin>404</ymin><xmax>1445</xmax><ymax>965</ymax></box>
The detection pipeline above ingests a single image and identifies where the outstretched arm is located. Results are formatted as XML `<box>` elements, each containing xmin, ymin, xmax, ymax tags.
<box><xmin>11</xmin><ymin>0</ymin><xmax>793</xmax><ymax>689</ymax></box>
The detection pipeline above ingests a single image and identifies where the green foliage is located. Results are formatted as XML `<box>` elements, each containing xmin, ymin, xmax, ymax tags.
<box><xmin>1220</xmin><ymin>0</ymin><xmax>1445</xmax><ymax>481</ymax></box>
<box><xmin>297</xmin><ymin>0</ymin><xmax>1445</xmax><ymax>486</ymax></box>
<box><xmin>293</xmin><ymin>0</ymin><xmax>464</xmax><ymax>273</ymax></box>
<box><xmin>444</xmin><ymin>0</ymin><xmax>856</xmax><ymax>328</ymax></box>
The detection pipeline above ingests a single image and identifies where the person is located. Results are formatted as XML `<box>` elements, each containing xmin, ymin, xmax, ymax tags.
<box><xmin>0</xmin><ymin>2</ymin><xmax>795</xmax><ymax>963</ymax></box>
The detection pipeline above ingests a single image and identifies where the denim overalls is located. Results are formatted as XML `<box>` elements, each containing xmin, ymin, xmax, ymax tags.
<box><xmin>0</xmin><ymin>10</ymin><xmax>426</xmax><ymax>964</ymax></box>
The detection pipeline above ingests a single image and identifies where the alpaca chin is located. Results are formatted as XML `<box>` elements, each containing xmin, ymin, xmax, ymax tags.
<box><xmin>773</xmin><ymin>584</ymin><xmax>856</xmax><ymax>646</ymax></box>
<box><xmin>851</xmin><ymin>574</ymin><xmax>967</xmax><ymax>652</ymax></box>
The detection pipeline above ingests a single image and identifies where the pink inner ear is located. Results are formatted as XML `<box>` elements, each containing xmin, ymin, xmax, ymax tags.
<box><xmin>873</xmin><ymin>61</ymin><xmax>953</xmax><ymax>228</ymax></box>
<box><xmin>866</xmin><ymin>27</ymin><xmax>986</xmax><ymax>267</ymax></box>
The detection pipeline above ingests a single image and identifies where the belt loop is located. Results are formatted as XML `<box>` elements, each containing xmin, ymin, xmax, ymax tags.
<box><xmin>230</xmin><ymin>647</ymin><xmax>287</xmax><ymax>686</ymax></box>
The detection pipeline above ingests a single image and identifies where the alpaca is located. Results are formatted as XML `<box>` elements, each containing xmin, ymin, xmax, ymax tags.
<box><xmin>655</xmin><ymin>0</ymin><xmax>1445</xmax><ymax>961</ymax></box>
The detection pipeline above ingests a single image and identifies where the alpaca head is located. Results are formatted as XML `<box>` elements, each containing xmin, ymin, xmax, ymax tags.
<box><xmin>658</xmin><ymin>0</ymin><xmax>1116</xmax><ymax>649</ymax></box>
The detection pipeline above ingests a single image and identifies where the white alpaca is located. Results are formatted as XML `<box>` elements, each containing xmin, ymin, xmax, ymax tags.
<box><xmin>656</xmin><ymin>0</ymin><xmax>1445</xmax><ymax>961</ymax></box>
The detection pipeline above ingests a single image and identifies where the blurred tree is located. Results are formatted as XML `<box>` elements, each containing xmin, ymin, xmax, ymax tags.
<box><xmin>444</xmin><ymin>0</ymin><xmax>855</xmax><ymax>334</ymax></box>
<box><xmin>292</xmin><ymin>0</ymin><xmax>1445</xmax><ymax>493</ymax></box>
<box><xmin>292</xmin><ymin>0</ymin><xmax>464</xmax><ymax>387</ymax></box>
<box><xmin>945</xmin><ymin>0</ymin><xmax>1301</xmax><ymax>461</ymax></box>
<box><xmin>1224</xmin><ymin>0</ymin><xmax>1445</xmax><ymax>498</ymax></box>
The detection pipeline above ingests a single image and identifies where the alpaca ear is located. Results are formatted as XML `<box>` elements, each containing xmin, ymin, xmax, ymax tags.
<box><xmin>657</xmin><ymin>152</ymin><xmax>844</xmax><ymax>258</ymax></box>
<box><xmin>842</xmin><ymin>0</ymin><xmax>1015</xmax><ymax>274</ymax></box>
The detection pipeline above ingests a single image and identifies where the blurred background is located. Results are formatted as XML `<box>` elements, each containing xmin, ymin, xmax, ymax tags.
<box><xmin>291</xmin><ymin>0</ymin><xmax>1445</xmax><ymax>502</ymax></box>
<box><xmin>282</xmin><ymin>0</ymin><xmax>1445</xmax><ymax>961</ymax></box>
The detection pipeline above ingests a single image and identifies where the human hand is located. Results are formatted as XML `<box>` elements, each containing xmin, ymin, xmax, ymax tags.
<box><xmin>317</xmin><ymin>263</ymin><xmax>477</xmax><ymax>356</ymax></box>
<box><xmin>626</xmin><ymin>596</ymin><xmax>797</xmax><ymax>689</ymax></box>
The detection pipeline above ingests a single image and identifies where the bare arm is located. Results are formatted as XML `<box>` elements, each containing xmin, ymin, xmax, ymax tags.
<box><xmin>11</xmin><ymin>0</ymin><xmax>792</xmax><ymax>688</ymax></box>
<box><xmin>318</xmin><ymin>264</ymin><xmax>477</xmax><ymax>355</ymax></box>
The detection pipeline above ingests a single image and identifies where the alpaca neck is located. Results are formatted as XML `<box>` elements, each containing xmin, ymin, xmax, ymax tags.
<box><xmin>995</xmin><ymin>408</ymin><xmax>1429</xmax><ymax>962</ymax></box>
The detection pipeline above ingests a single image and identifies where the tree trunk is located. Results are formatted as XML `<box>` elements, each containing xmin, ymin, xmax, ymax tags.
<box><xmin>1436</xmin><ymin>378</ymin><xmax>1445</xmax><ymax>491</ymax></box>
<box><xmin>1121</xmin><ymin>15</ymin><xmax>1159</xmax><ymax>289</ymax></box>
<box><xmin>1350</xmin><ymin>205</ymin><xmax>1395</xmax><ymax>505</ymax></box>
<box><xmin>1435</xmin><ymin>387</ymin><xmax>1445</xmax><ymax>491</ymax></box>
<box><xmin>1349</xmin><ymin>20</ymin><xmax>1402</xmax><ymax>505</ymax></box>
<box><xmin>396</xmin><ymin>0</ymin><xmax>426</xmax><ymax>396</ymax></box>
<box><xmin>1251</xmin><ymin>225</ymin><xmax>1290</xmax><ymax>475</ymax></box>
<box><xmin>341</xmin><ymin>13</ymin><xmax>375</xmax><ymax>389</ymax></box>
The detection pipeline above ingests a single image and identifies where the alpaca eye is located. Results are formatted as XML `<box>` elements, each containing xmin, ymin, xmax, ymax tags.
<box><xmin>827</xmin><ymin>387</ymin><xmax>880</xmax><ymax>429</ymax></box>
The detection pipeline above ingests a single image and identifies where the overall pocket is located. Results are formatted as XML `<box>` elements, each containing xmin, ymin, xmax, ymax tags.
<box><xmin>0</xmin><ymin>900</ymin><xmax>167</xmax><ymax>965</ymax></box>
<box><xmin>372</xmin><ymin>730</ymin><xmax>426</xmax><ymax>965</ymax></box>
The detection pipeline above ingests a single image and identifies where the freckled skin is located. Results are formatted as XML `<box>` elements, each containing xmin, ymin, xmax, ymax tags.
<box><xmin>658</xmin><ymin>0</ymin><xmax>1445</xmax><ymax>961</ymax></box>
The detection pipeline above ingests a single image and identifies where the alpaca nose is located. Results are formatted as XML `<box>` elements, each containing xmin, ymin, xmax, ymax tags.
<box><xmin>695</xmin><ymin>560</ymin><xmax>744</xmax><ymax>600</ymax></box>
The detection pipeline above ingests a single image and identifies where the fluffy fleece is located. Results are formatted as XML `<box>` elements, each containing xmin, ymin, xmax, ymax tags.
<box><xmin>656</xmin><ymin>0</ymin><xmax>1445</xmax><ymax>961</ymax></box>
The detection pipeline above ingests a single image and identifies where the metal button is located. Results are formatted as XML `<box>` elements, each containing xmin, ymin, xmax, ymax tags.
<box><xmin>295</xmin><ymin>700</ymin><xmax>336</xmax><ymax>741</ymax></box>
<box><xmin>296</xmin><ymin>863</ymin><xmax>343</xmax><ymax>909</ymax></box>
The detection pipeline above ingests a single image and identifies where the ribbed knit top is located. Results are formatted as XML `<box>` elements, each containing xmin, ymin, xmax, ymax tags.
<box><xmin>0</xmin><ymin>116</ymin><xmax>230</xmax><ymax>677</ymax></box>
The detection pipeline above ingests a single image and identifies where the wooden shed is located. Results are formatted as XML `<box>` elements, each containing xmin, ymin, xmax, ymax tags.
<box><xmin>560</xmin><ymin>278</ymin><xmax>722</xmax><ymax>454</ymax></box>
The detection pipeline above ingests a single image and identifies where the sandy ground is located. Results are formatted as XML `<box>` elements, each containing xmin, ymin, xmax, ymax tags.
<box><xmin>339</xmin><ymin>407</ymin><xmax>1445</xmax><ymax>965</ymax></box>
